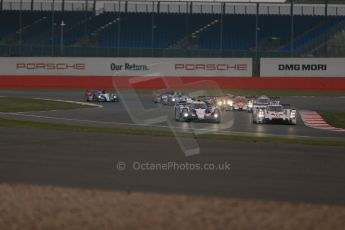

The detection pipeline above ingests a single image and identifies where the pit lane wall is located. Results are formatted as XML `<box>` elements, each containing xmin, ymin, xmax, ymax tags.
<box><xmin>0</xmin><ymin>57</ymin><xmax>344</xmax><ymax>91</ymax></box>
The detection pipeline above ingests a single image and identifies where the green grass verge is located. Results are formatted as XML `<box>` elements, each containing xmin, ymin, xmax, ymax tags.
<box><xmin>320</xmin><ymin>112</ymin><xmax>345</xmax><ymax>129</ymax></box>
<box><xmin>0</xmin><ymin>117</ymin><xmax>344</xmax><ymax>147</ymax></box>
<box><xmin>0</xmin><ymin>97</ymin><xmax>92</xmax><ymax>112</ymax></box>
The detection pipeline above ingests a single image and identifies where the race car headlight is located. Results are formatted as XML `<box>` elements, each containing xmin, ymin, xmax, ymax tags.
<box><xmin>213</xmin><ymin>113</ymin><xmax>219</xmax><ymax>118</ymax></box>
<box><xmin>290</xmin><ymin>111</ymin><xmax>296</xmax><ymax>118</ymax></box>
<box><xmin>183</xmin><ymin>112</ymin><xmax>189</xmax><ymax>117</ymax></box>
<box><xmin>98</xmin><ymin>95</ymin><xmax>102</xmax><ymax>98</ymax></box>
<box><xmin>172</xmin><ymin>98</ymin><xmax>176</xmax><ymax>102</ymax></box>
<box><xmin>258</xmin><ymin>110</ymin><xmax>264</xmax><ymax>118</ymax></box>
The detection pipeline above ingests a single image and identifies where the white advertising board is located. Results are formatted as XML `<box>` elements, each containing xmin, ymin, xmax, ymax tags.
<box><xmin>0</xmin><ymin>57</ymin><xmax>252</xmax><ymax>77</ymax></box>
<box><xmin>261</xmin><ymin>58</ymin><xmax>345</xmax><ymax>77</ymax></box>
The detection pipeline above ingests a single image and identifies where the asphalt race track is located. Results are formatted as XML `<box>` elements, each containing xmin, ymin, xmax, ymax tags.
<box><xmin>0</xmin><ymin>126</ymin><xmax>345</xmax><ymax>205</ymax></box>
<box><xmin>0</xmin><ymin>90</ymin><xmax>344</xmax><ymax>206</ymax></box>
<box><xmin>0</xmin><ymin>90</ymin><xmax>344</xmax><ymax>139</ymax></box>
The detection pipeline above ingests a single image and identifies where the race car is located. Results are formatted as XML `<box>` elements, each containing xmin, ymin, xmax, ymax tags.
<box><xmin>160</xmin><ymin>91</ymin><xmax>174</xmax><ymax>105</ymax></box>
<box><xmin>233</xmin><ymin>96</ymin><xmax>249</xmax><ymax>111</ymax></box>
<box><xmin>161</xmin><ymin>91</ymin><xmax>187</xmax><ymax>105</ymax></box>
<box><xmin>174</xmin><ymin>93</ymin><xmax>190</xmax><ymax>104</ymax></box>
<box><xmin>174</xmin><ymin>101</ymin><xmax>221</xmax><ymax>123</ymax></box>
<box><xmin>247</xmin><ymin>98</ymin><xmax>254</xmax><ymax>112</ymax></box>
<box><xmin>193</xmin><ymin>95</ymin><xmax>218</xmax><ymax>105</ymax></box>
<box><xmin>214</xmin><ymin>95</ymin><xmax>234</xmax><ymax>111</ymax></box>
<box><xmin>249</xmin><ymin>95</ymin><xmax>274</xmax><ymax>113</ymax></box>
<box><xmin>152</xmin><ymin>91</ymin><xmax>162</xmax><ymax>103</ymax></box>
<box><xmin>252</xmin><ymin>104</ymin><xmax>297</xmax><ymax>125</ymax></box>
<box><xmin>85</xmin><ymin>90</ymin><xmax>119</xmax><ymax>102</ymax></box>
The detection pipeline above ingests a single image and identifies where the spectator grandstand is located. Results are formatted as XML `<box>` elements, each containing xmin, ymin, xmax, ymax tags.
<box><xmin>0</xmin><ymin>0</ymin><xmax>345</xmax><ymax>58</ymax></box>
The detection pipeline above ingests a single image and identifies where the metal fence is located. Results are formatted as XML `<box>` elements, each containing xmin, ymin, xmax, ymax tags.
<box><xmin>1</xmin><ymin>1</ymin><xmax>345</xmax><ymax>58</ymax></box>
<box><xmin>0</xmin><ymin>44</ymin><xmax>292</xmax><ymax>58</ymax></box>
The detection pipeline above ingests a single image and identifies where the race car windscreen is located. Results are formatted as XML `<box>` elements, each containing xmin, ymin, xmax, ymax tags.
<box><xmin>268</xmin><ymin>106</ymin><xmax>283</xmax><ymax>112</ymax></box>
<box><xmin>256</xmin><ymin>98</ymin><xmax>270</xmax><ymax>104</ymax></box>
<box><xmin>192</xmin><ymin>103</ymin><xmax>207</xmax><ymax>109</ymax></box>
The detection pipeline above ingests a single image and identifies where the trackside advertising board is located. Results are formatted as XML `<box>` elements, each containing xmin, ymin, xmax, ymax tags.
<box><xmin>261</xmin><ymin>58</ymin><xmax>345</xmax><ymax>77</ymax></box>
<box><xmin>0</xmin><ymin>57</ymin><xmax>252</xmax><ymax>77</ymax></box>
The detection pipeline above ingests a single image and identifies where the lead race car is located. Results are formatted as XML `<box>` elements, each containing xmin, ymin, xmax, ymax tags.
<box><xmin>252</xmin><ymin>103</ymin><xmax>297</xmax><ymax>125</ymax></box>
<box><xmin>85</xmin><ymin>90</ymin><xmax>119</xmax><ymax>102</ymax></box>
<box><xmin>174</xmin><ymin>100</ymin><xmax>221</xmax><ymax>123</ymax></box>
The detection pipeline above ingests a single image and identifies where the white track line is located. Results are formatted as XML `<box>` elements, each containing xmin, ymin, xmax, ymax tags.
<box><xmin>0</xmin><ymin>96</ymin><xmax>103</xmax><ymax>108</ymax></box>
<box><xmin>300</xmin><ymin>110</ymin><xmax>345</xmax><ymax>132</ymax></box>
<box><xmin>32</xmin><ymin>97</ymin><xmax>103</xmax><ymax>108</ymax></box>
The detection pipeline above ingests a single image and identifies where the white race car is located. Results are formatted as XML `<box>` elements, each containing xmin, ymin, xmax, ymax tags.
<box><xmin>85</xmin><ymin>90</ymin><xmax>119</xmax><ymax>102</ymax></box>
<box><xmin>160</xmin><ymin>91</ymin><xmax>188</xmax><ymax>105</ymax></box>
<box><xmin>252</xmin><ymin>104</ymin><xmax>297</xmax><ymax>125</ymax></box>
<box><xmin>174</xmin><ymin>101</ymin><xmax>221</xmax><ymax>123</ymax></box>
<box><xmin>249</xmin><ymin>95</ymin><xmax>279</xmax><ymax>113</ymax></box>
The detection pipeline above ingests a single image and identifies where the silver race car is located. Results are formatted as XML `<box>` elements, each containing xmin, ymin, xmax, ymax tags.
<box><xmin>174</xmin><ymin>101</ymin><xmax>221</xmax><ymax>123</ymax></box>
